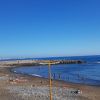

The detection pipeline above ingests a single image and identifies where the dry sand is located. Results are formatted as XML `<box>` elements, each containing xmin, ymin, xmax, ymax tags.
<box><xmin>0</xmin><ymin>61</ymin><xmax>100</xmax><ymax>100</ymax></box>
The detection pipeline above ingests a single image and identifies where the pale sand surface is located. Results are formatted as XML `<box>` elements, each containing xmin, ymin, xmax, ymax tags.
<box><xmin>0</xmin><ymin>61</ymin><xmax>100</xmax><ymax>100</ymax></box>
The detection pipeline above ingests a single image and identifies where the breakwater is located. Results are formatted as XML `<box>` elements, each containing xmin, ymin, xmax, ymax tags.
<box><xmin>59</xmin><ymin>60</ymin><xmax>85</xmax><ymax>64</ymax></box>
<box><xmin>0</xmin><ymin>60</ymin><xmax>85</xmax><ymax>66</ymax></box>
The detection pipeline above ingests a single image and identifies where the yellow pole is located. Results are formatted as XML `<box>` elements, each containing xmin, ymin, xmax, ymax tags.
<box><xmin>48</xmin><ymin>62</ymin><xmax>52</xmax><ymax>100</ymax></box>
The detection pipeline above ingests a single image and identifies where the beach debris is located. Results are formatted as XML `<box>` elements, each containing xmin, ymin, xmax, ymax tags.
<box><xmin>70</xmin><ymin>89</ymin><xmax>82</xmax><ymax>94</ymax></box>
<box><xmin>9</xmin><ymin>77</ymin><xmax>28</xmax><ymax>84</ymax></box>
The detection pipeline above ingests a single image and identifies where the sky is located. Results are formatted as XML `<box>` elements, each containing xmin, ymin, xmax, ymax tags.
<box><xmin>0</xmin><ymin>0</ymin><xmax>100</xmax><ymax>58</ymax></box>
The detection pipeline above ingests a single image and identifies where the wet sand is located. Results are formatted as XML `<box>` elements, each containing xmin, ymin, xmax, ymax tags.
<box><xmin>0</xmin><ymin>61</ymin><xmax>100</xmax><ymax>100</ymax></box>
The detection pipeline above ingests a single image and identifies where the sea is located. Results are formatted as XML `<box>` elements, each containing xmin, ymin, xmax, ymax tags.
<box><xmin>10</xmin><ymin>55</ymin><xmax>100</xmax><ymax>86</ymax></box>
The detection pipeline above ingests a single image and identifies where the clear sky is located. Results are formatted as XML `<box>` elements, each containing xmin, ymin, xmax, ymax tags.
<box><xmin>0</xmin><ymin>0</ymin><xmax>100</xmax><ymax>58</ymax></box>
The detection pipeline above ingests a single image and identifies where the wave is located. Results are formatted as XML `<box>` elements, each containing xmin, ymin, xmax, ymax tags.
<box><xmin>31</xmin><ymin>74</ymin><xmax>42</xmax><ymax>77</ymax></box>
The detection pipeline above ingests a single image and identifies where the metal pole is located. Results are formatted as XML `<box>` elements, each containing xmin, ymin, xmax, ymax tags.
<box><xmin>48</xmin><ymin>62</ymin><xmax>52</xmax><ymax>100</ymax></box>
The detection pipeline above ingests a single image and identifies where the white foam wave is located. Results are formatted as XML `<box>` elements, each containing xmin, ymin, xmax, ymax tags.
<box><xmin>96</xmin><ymin>62</ymin><xmax>100</xmax><ymax>63</ymax></box>
<box><xmin>31</xmin><ymin>74</ymin><xmax>42</xmax><ymax>77</ymax></box>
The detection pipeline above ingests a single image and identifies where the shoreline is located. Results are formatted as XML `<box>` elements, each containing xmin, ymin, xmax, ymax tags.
<box><xmin>0</xmin><ymin>61</ymin><xmax>100</xmax><ymax>100</ymax></box>
<box><xmin>10</xmin><ymin>65</ymin><xmax>100</xmax><ymax>87</ymax></box>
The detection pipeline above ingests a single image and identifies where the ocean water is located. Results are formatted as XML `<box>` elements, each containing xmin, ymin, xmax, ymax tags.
<box><xmin>12</xmin><ymin>55</ymin><xmax>100</xmax><ymax>86</ymax></box>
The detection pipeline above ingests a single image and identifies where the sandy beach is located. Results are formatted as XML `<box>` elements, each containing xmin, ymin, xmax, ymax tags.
<box><xmin>0</xmin><ymin>60</ymin><xmax>100</xmax><ymax>100</ymax></box>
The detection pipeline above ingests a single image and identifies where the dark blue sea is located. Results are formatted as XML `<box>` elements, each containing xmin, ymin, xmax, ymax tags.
<box><xmin>12</xmin><ymin>55</ymin><xmax>100</xmax><ymax>86</ymax></box>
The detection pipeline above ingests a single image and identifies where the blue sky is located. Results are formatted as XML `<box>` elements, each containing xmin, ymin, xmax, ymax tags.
<box><xmin>0</xmin><ymin>0</ymin><xmax>100</xmax><ymax>58</ymax></box>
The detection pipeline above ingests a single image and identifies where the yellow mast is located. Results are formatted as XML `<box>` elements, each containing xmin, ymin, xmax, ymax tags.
<box><xmin>48</xmin><ymin>62</ymin><xmax>52</xmax><ymax>100</ymax></box>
